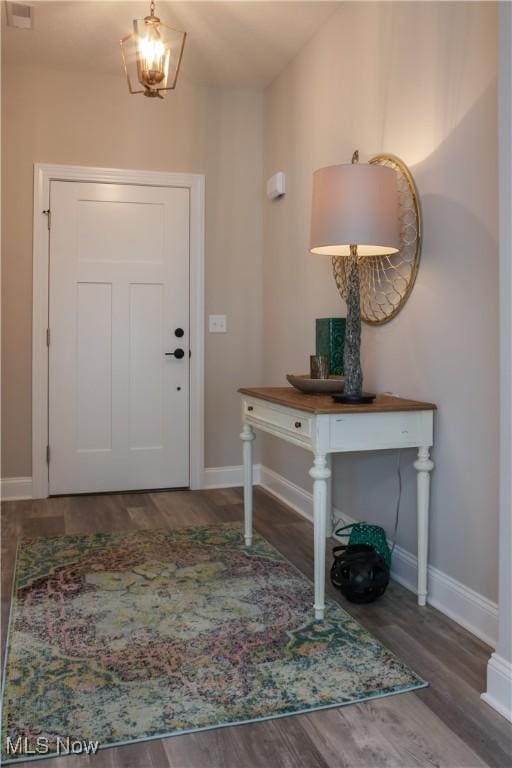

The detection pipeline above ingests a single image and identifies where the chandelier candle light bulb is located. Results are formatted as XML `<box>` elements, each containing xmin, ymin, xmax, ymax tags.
<box><xmin>138</xmin><ymin>33</ymin><xmax>167</xmax><ymax>87</ymax></box>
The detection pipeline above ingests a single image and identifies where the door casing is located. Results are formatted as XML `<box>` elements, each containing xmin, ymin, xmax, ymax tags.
<box><xmin>33</xmin><ymin>163</ymin><xmax>205</xmax><ymax>499</ymax></box>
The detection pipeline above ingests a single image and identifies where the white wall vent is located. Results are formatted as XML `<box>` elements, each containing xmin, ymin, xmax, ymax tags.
<box><xmin>5</xmin><ymin>2</ymin><xmax>33</xmax><ymax>29</ymax></box>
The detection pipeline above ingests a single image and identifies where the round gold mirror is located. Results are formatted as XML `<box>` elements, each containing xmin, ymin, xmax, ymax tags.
<box><xmin>332</xmin><ymin>154</ymin><xmax>422</xmax><ymax>325</ymax></box>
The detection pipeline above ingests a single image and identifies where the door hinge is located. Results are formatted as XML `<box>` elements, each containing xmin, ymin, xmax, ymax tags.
<box><xmin>46</xmin><ymin>328</ymin><xmax>50</xmax><ymax>346</ymax></box>
<box><xmin>43</xmin><ymin>209</ymin><xmax>51</xmax><ymax>229</ymax></box>
<box><xmin>46</xmin><ymin>445</ymin><xmax>50</xmax><ymax>464</ymax></box>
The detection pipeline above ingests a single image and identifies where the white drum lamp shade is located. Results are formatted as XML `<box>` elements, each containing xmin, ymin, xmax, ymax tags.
<box><xmin>310</xmin><ymin>163</ymin><xmax>400</xmax><ymax>257</ymax></box>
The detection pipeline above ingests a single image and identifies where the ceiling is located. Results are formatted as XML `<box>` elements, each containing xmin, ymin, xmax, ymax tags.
<box><xmin>2</xmin><ymin>1</ymin><xmax>340</xmax><ymax>88</ymax></box>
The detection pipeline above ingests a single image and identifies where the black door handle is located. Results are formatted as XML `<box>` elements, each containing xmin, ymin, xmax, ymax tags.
<box><xmin>165</xmin><ymin>348</ymin><xmax>185</xmax><ymax>359</ymax></box>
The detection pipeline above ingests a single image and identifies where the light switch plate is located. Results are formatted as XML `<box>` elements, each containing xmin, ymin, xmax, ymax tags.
<box><xmin>209</xmin><ymin>314</ymin><xmax>227</xmax><ymax>333</ymax></box>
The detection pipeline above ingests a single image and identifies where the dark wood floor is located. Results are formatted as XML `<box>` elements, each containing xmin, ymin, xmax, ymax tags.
<box><xmin>2</xmin><ymin>487</ymin><xmax>511</xmax><ymax>768</ymax></box>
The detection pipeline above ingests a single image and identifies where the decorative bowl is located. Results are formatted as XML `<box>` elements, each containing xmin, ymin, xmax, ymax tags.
<box><xmin>286</xmin><ymin>374</ymin><xmax>345</xmax><ymax>394</ymax></box>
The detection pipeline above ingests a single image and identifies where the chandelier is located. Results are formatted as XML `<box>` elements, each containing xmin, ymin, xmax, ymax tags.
<box><xmin>120</xmin><ymin>1</ymin><xmax>186</xmax><ymax>99</ymax></box>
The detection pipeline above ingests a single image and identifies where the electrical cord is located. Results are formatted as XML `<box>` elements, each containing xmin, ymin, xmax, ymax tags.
<box><xmin>330</xmin><ymin>448</ymin><xmax>403</xmax><ymax>554</ymax></box>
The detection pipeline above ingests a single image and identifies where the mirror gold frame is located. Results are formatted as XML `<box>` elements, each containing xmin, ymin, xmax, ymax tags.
<box><xmin>332</xmin><ymin>154</ymin><xmax>422</xmax><ymax>325</ymax></box>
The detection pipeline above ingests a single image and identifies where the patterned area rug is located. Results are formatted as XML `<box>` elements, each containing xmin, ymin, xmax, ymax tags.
<box><xmin>2</xmin><ymin>523</ymin><xmax>426</xmax><ymax>762</ymax></box>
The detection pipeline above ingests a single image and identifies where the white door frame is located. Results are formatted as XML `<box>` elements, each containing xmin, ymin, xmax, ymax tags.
<box><xmin>32</xmin><ymin>163</ymin><xmax>205</xmax><ymax>499</ymax></box>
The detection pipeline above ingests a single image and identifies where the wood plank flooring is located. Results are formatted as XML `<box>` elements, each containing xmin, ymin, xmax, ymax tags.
<box><xmin>1</xmin><ymin>488</ymin><xmax>511</xmax><ymax>768</ymax></box>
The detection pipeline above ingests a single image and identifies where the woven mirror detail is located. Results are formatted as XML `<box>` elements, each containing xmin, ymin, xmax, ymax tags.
<box><xmin>332</xmin><ymin>155</ymin><xmax>422</xmax><ymax>325</ymax></box>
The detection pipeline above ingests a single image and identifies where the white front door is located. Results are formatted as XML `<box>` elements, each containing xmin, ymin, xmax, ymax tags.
<box><xmin>48</xmin><ymin>181</ymin><xmax>190</xmax><ymax>494</ymax></box>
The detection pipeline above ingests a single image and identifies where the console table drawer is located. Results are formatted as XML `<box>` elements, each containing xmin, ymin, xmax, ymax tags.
<box><xmin>243</xmin><ymin>399</ymin><xmax>312</xmax><ymax>441</ymax></box>
<box><xmin>329</xmin><ymin>410</ymin><xmax>432</xmax><ymax>451</ymax></box>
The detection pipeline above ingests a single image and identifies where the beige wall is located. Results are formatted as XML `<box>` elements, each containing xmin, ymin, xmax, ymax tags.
<box><xmin>1</xmin><ymin>65</ymin><xmax>263</xmax><ymax>475</ymax></box>
<box><xmin>262</xmin><ymin>1</ymin><xmax>499</xmax><ymax>600</ymax></box>
<box><xmin>1</xmin><ymin>1</ymin><xmax>500</xmax><ymax>604</ymax></box>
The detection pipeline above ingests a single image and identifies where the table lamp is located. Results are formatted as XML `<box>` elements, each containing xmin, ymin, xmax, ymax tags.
<box><xmin>310</xmin><ymin>151</ymin><xmax>400</xmax><ymax>403</ymax></box>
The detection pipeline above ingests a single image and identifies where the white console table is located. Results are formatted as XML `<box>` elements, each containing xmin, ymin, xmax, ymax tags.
<box><xmin>239</xmin><ymin>387</ymin><xmax>436</xmax><ymax>620</ymax></box>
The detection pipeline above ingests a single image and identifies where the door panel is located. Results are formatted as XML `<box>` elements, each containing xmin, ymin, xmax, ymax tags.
<box><xmin>49</xmin><ymin>181</ymin><xmax>190</xmax><ymax>494</ymax></box>
<box><xmin>129</xmin><ymin>283</ymin><xmax>164</xmax><ymax>449</ymax></box>
<box><xmin>77</xmin><ymin>199</ymin><xmax>165</xmax><ymax>263</ymax></box>
<box><xmin>77</xmin><ymin>282</ymin><xmax>112</xmax><ymax>451</ymax></box>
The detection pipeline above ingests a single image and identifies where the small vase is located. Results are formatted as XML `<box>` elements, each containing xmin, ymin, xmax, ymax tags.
<box><xmin>310</xmin><ymin>355</ymin><xmax>330</xmax><ymax>379</ymax></box>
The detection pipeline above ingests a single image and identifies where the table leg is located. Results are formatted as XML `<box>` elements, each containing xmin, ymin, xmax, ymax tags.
<box><xmin>309</xmin><ymin>452</ymin><xmax>331</xmax><ymax>620</ymax></box>
<box><xmin>326</xmin><ymin>454</ymin><xmax>333</xmax><ymax>539</ymax></box>
<box><xmin>414</xmin><ymin>446</ymin><xmax>434</xmax><ymax>606</ymax></box>
<box><xmin>241</xmin><ymin>423</ymin><xmax>255</xmax><ymax>546</ymax></box>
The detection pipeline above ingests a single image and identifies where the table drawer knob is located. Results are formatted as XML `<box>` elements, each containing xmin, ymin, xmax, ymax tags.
<box><xmin>294</xmin><ymin>421</ymin><xmax>302</xmax><ymax>429</ymax></box>
<box><xmin>247</xmin><ymin>405</ymin><xmax>254</xmax><ymax>411</ymax></box>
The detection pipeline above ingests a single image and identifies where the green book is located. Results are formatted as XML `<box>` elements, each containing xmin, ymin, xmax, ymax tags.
<box><xmin>315</xmin><ymin>317</ymin><xmax>346</xmax><ymax>376</ymax></box>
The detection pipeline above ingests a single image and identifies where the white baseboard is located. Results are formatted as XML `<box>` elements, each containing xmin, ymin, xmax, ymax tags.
<box><xmin>389</xmin><ymin>545</ymin><xmax>498</xmax><ymax>648</ymax></box>
<box><xmin>258</xmin><ymin>465</ymin><xmax>498</xmax><ymax>648</ymax></box>
<box><xmin>1</xmin><ymin>469</ymin><xmax>263</xmax><ymax>497</ymax></box>
<box><xmin>1</xmin><ymin>468</ymin><xmax>265</xmax><ymax>497</ymax></box>
<box><xmin>202</xmin><ymin>464</ymin><xmax>261</xmax><ymax>489</ymax></box>
<box><xmin>259</xmin><ymin>465</ymin><xmax>313</xmax><ymax>518</ymax></box>
<box><xmin>0</xmin><ymin>476</ymin><xmax>33</xmax><ymax>501</ymax></box>
<box><xmin>482</xmin><ymin>653</ymin><xmax>512</xmax><ymax>721</ymax></box>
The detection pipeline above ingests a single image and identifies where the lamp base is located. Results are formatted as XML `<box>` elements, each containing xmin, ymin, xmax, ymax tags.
<box><xmin>332</xmin><ymin>392</ymin><xmax>376</xmax><ymax>404</ymax></box>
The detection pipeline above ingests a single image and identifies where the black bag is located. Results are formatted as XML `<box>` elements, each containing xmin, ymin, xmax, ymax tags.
<box><xmin>330</xmin><ymin>543</ymin><xmax>389</xmax><ymax>603</ymax></box>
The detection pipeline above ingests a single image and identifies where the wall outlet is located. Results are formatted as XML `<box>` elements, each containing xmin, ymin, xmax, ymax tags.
<box><xmin>209</xmin><ymin>314</ymin><xmax>227</xmax><ymax>333</ymax></box>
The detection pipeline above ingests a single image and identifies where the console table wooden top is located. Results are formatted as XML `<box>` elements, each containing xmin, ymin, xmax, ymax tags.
<box><xmin>238</xmin><ymin>387</ymin><xmax>437</xmax><ymax>415</ymax></box>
